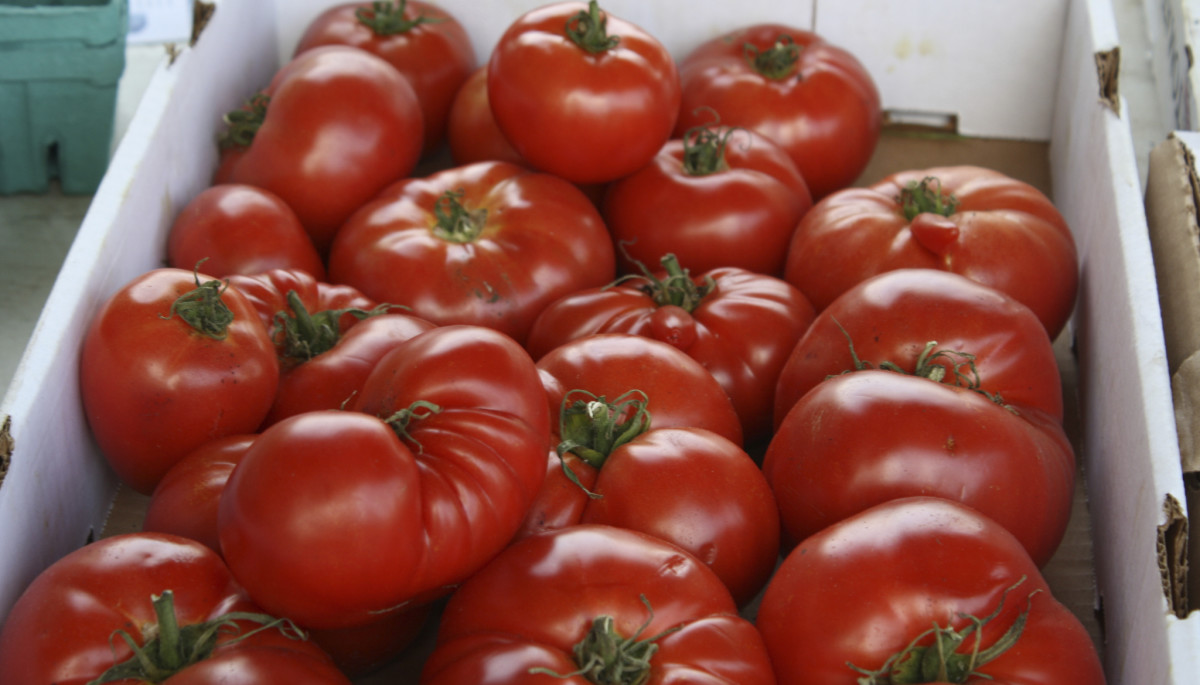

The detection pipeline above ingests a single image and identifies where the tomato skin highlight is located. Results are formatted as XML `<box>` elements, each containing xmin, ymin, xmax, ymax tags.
<box><xmin>675</xmin><ymin>24</ymin><xmax>882</xmax><ymax>199</ymax></box>
<box><xmin>487</xmin><ymin>1</ymin><xmax>681</xmax><ymax>184</ymax></box>
<box><xmin>79</xmin><ymin>268</ymin><xmax>280</xmax><ymax>495</ymax></box>
<box><xmin>755</xmin><ymin>497</ymin><xmax>1106</xmax><ymax>685</ymax></box>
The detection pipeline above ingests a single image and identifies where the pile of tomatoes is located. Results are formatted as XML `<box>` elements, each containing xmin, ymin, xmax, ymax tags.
<box><xmin>0</xmin><ymin>1</ymin><xmax>1107</xmax><ymax>683</ymax></box>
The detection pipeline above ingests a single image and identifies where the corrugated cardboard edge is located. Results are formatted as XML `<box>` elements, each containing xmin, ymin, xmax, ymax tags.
<box><xmin>1146</xmin><ymin>131</ymin><xmax>1200</xmax><ymax>615</ymax></box>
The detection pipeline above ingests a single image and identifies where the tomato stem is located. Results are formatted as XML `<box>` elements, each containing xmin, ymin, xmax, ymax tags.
<box><xmin>898</xmin><ymin>177</ymin><xmax>959</xmax><ymax>221</ymax></box>
<box><xmin>218</xmin><ymin>92</ymin><xmax>270</xmax><ymax>150</ymax></box>
<box><xmin>161</xmin><ymin>269</ymin><xmax>235</xmax><ymax>340</ymax></box>
<box><xmin>86</xmin><ymin>591</ymin><xmax>308</xmax><ymax>685</ymax></box>
<box><xmin>565</xmin><ymin>0</ymin><xmax>620</xmax><ymax>54</ymax></box>
<box><xmin>354</xmin><ymin>0</ymin><xmax>443</xmax><ymax>35</ymax></box>
<box><xmin>272</xmin><ymin>290</ymin><xmax>401</xmax><ymax>364</ymax></box>
<box><xmin>556</xmin><ymin>389</ymin><xmax>651</xmax><ymax>471</ymax></box>
<box><xmin>529</xmin><ymin>594</ymin><xmax>679</xmax><ymax>685</ymax></box>
<box><xmin>680</xmin><ymin>109</ymin><xmax>738</xmax><ymax>177</ymax></box>
<box><xmin>612</xmin><ymin>251</ymin><xmax>714</xmax><ymax>314</ymax></box>
<box><xmin>432</xmin><ymin>189</ymin><xmax>488</xmax><ymax>243</ymax></box>
<box><xmin>831</xmin><ymin>318</ymin><xmax>1017</xmax><ymax>413</ymax></box>
<box><xmin>848</xmin><ymin>577</ymin><xmax>1038</xmax><ymax>684</ymax></box>
<box><xmin>744</xmin><ymin>34</ymin><xmax>801</xmax><ymax>80</ymax></box>
<box><xmin>383</xmin><ymin>400</ymin><xmax>444</xmax><ymax>453</ymax></box>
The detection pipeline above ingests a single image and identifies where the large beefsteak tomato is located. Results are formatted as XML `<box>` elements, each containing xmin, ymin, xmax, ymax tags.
<box><xmin>487</xmin><ymin>1</ymin><xmax>680</xmax><ymax>184</ymax></box>
<box><xmin>783</xmin><ymin>165</ymin><xmax>1079</xmax><ymax>338</ymax></box>
<box><xmin>675</xmin><ymin>24</ymin><xmax>881</xmax><ymax>199</ymax></box>
<box><xmin>755</xmin><ymin>497</ymin><xmax>1105</xmax><ymax>685</ymax></box>
<box><xmin>218</xmin><ymin>325</ymin><xmax>550</xmax><ymax>629</ymax></box>
<box><xmin>421</xmin><ymin>525</ymin><xmax>777</xmax><ymax>685</ymax></box>
<box><xmin>327</xmin><ymin>160</ymin><xmax>615</xmax><ymax>345</ymax></box>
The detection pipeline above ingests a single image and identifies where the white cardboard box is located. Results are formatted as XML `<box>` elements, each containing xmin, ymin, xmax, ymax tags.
<box><xmin>0</xmin><ymin>0</ymin><xmax>1194</xmax><ymax>682</ymax></box>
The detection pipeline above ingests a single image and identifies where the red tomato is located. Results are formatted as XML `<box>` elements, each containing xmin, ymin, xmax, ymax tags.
<box><xmin>603</xmin><ymin>124</ymin><xmax>813</xmax><ymax>276</ymax></box>
<box><xmin>294</xmin><ymin>0</ymin><xmax>475</xmax><ymax>155</ymax></box>
<box><xmin>487</xmin><ymin>1</ymin><xmax>680</xmax><ymax>184</ymax></box>
<box><xmin>675</xmin><ymin>24</ymin><xmax>881</xmax><ymax>199</ymax></box>
<box><xmin>755</xmin><ymin>497</ymin><xmax>1105</xmax><ymax>685</ymax></box>
<box><xmin>784</xmin><ymin>165</ymin><xmax>1079</xmax><ymax>338</ymax></box>
<box><xmin>764</xmin><ymin>370</ymin><xmax>1076</xmax><ymax>566</ymax></box>
<box><xmin>535</xmin><ymin>333</ymin><xmax>743</xmax><ymax>447</ymax></box>
<box><xmin>215</xmin><ymin>45</ymin><xmax>424</xmax><ymax>253</ymax></box>
<box><xmin>773</xmin><ymin>268</ymin><xmax>1063</xmax><ymax>429</ymax></box>
<box><xmin>521</xmin><ymin>415</ymin><xmax>779</xmax><ymax>606</ymax></box>
<box><xmin>166</xmin><ymin>184</ymin><xmax>326</xmax><ymax>280</ymax></box>
<box><xmin>0</xmin><ymin>533</ymin><xmax>349</xmax><ymax>684</ymax></box>
<box><xmin>527</xmin><ymin>255</ymin><xmax>814</xmax><ymax>442</ymax></box>
<box><xmin>143</xmin><ymin>434</ymin><xmax>256</xmax><ymax>555</ymax></box>
<box><xmin>218</xmin><ymin>325</ymin><xmax>550</xmax><ymax>629</ymax></box>
<box><xmin>79</xmin><ymin>268</ymin><xmax>280</xmax><ymax>494</ymax></box>
<box><xmin>421</xmin><ymin>525</ymin><xmax>776</xmax><ymax>685</ymax></box>
<box><xmin>446</xmin><ymin>66</ymin><xmax>524</xmax><ymax>166</ymax></box>
<box><xmin>327</xmin><ymin>161</ymin><xmax>615</xmax><ymax>345</ymax></box>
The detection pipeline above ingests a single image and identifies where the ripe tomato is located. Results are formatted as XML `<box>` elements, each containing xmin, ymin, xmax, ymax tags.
<box><xmin>421</xmin><ymin>525</ymin><xmax>776</xmax><ymax>685</ymax></box>
<box><xmin>446</xmin><ymin>66</ymin><xmax>524</xmax><ymax>166</ymax></box>
<box><xmin>215</xmin><ymin>45</ymin><xmax>424</xmax><ymax>253</ymax></box>
<box><xmin>764</xmin><ymin>370</ymin><xmax>1076</xmax><ymax>566</ymax></box>
<box><xmin>527</xmin><ymin>255</ymin><xmax>814</xmax><ymax>442</ymax></box>
<box><xmin>0</xmin><ymin>533</ymin><xmax>350</xmax><ymax>684</ymax></box>
<box><xmin>294</xmin><ymin>0</ymin><xmax>475</xmax><ymax>155</ymax></box>
<box><xmin>520</xmin><ymin>407</ymin><xmax>779</xmax><ymax>606</ymax></box>
<box><xmin>143</xmin><ymin>434</ymin><xmax>256</xmax><ymax>555</ymax></box>
<box><xmin>535</xmin><ymin>333</ymin><xmax>743</xmax><ymax>447</ymax></box>
<box><xmin>327</xmin><ymin>161</ymin><xmax>615</xmax><ymax>345</ymax></box>
<box><xmin>675</xmin><ymin>24</ymin><xmax>881</xmax><ymax>199</ymax></box>
<box><xmin>773</xmin><ymin>268</ymin><xmax>1064</xmax><ymax>429</ymax></box>
<box><xmin>218</xmin><ymin>325</ymin><xmax>550</xmax><ymax>629</ymax></box>
<box><xmin>487</xmin><ymin>1</ymin><xmax>680</xmax><ymax>184</ymax></box>
<box><xmin>225</xmin><ymin>268</ymin><xmax>378</xmax><ymax>338</ymax></box>
<box><xmin>166</xmin><ymin>184</ymin><xmax>326</xmax><ymax>280</ymax></box>
<box><xmin>784</xmin><ymin>165</ymin><xmax>1079</xmax><ymax>339</ymax></box>
<box><xmin>603</xmin><ymin>123</ymin><xmax>813</xmax><ymax>276</ymax></box>
<box><xmin>79</xmin><ymin>268</ymin><xmax>280</xmax><ymax>494</ymax></box>
<box><xmin>755</xmin><ymin>497</ymin><xmax>1105</xmax><ymax>685</ymax></box>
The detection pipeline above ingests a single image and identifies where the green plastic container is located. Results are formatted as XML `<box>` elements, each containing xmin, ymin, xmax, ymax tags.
<box><xmin>0</xmin><ymin>0</ymin><xmax>128</xmax><ymax>195</ymax></box>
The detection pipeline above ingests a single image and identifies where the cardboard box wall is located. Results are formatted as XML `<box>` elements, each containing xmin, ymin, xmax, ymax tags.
<box><xmin>1</xmin><ymin>0</ymin><xmax>1197</xmax><ymax>682</ymax></box>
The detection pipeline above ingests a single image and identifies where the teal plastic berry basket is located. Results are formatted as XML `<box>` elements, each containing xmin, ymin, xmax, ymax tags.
<box><xmin>0</xmin><ymin>0</ymin><xmax>129</xmax><ymax>195</ymax></box>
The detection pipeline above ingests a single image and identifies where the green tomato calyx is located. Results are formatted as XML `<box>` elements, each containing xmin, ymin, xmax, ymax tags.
<box><xmin>218</xmin><ymin>92</ymin><xmax>269</xmax><ymax>150</ymax></box>
<box><xmin>745</xmin><ymin>34</ymin><xmax>801</xmax><ymax>80</ymax></box>
<box><xmin>355</xmin><ymin>0</ymin><xmax>444</xmax><ymax>36</ymax></box>
<box><xmin>162</xmin><ymin>267</ymin><xmax>235</xmax><ymax>340</ymax></box>
<box><xmin>432</xmin><ymin>189</ymin><xmax>489</xmax><ymax>243</ymax></box>
<box><xmin>566</xmin><ymin>0</ymin><xmax>620</xmax><ymax>54</ymax></box>
<box><xmin>898</xmin><ymin>176</ymin><xmax>959</xmax><ymax>221</ymax></box>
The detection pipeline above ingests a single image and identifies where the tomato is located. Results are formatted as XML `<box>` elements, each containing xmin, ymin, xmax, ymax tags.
<box><xmin>327</xmin><ymin>161</ymin><xmax>615</xmax><ymax>345</ymax></box>
<box><xmin>218</xmin><ymin>325</ymin><xmax>550</xmax><ymax>629</ymax></box>
<box><xmin>784</xmin><ymin>165</ymin><xmax>1079</xmax><ymax>339</ymax></box>
<box><xmin>527</xmin><ymin>255</ymin><xmax>814</xmax><ymax>442</ymax></box>
<box><xmin>215</xmin><ymin>45</ymin><xmax>424</xmax><ymax>253</ymax></box>
<box><xmin>421</xmin><ymin>525</ymin><xmax>777</xmax><ymax>685</ymax></box>
<box><xmin>675</xmin><ymin>24</ymin><xmax>881</xmax><ymax>199</ymax></box>
<box><xmin>166</xmin><ymin>184</ymin><xmax>326</xmax><ymax>280</ymax></box>
<box><xmin>446</xmin><ymin>66</ymin><xmax>524</xmax><ymax>166</ymax></box>
<box><xmin>294</xmin><ymin>0</ymin><xmax>475</xmax><ymax>156</ymax></box>
<box><xmin>0</xmin><ymin>533</ymin><xmax>349</xmax><ymax>684</ymax></box>
<box><xmin>225</xmin><ymin>268</ymin><xmax>378</xmax><ymax>337</ymax></box>
<box><xmin>603</xmin><ymin>123</ymin><xmax>813</xmax><ymax>276</ymax></box>
<box><xmin>520</xmin><ymin>405</ymin><xmax>779</xmax><ymax>606</ymax></box>
<box><xmin>764</xmin><ymin>370</ymin><xmax>1075</xmax><ymax>566</ymax></box>
<box><xmin>535</xmin><ymin>333</ymin><xmax>743</xmax><ymax>447</ymax></box>
<box><xmin>773</xmin><ymin>268</ymin><xmax>1063</xmax><ymax>429</ymax></box>
<box><xmin>487</xmin><ymin>1</ymin><xmax>680</xmax><ymax>184</ymax></box>
<box><xmin>143</xmin><ymin>434</ymin><xmax>256</xmax><ymax>555</ymax></box>
<box><xmin>755</xmin><ymin>497</ymin><xmax>1105</xmax><ymax>685</ymax></box>
<box><xmin>80</xmin><ymin>268</ymin><xmax>280</xmax><ymax>494</ymax></box>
